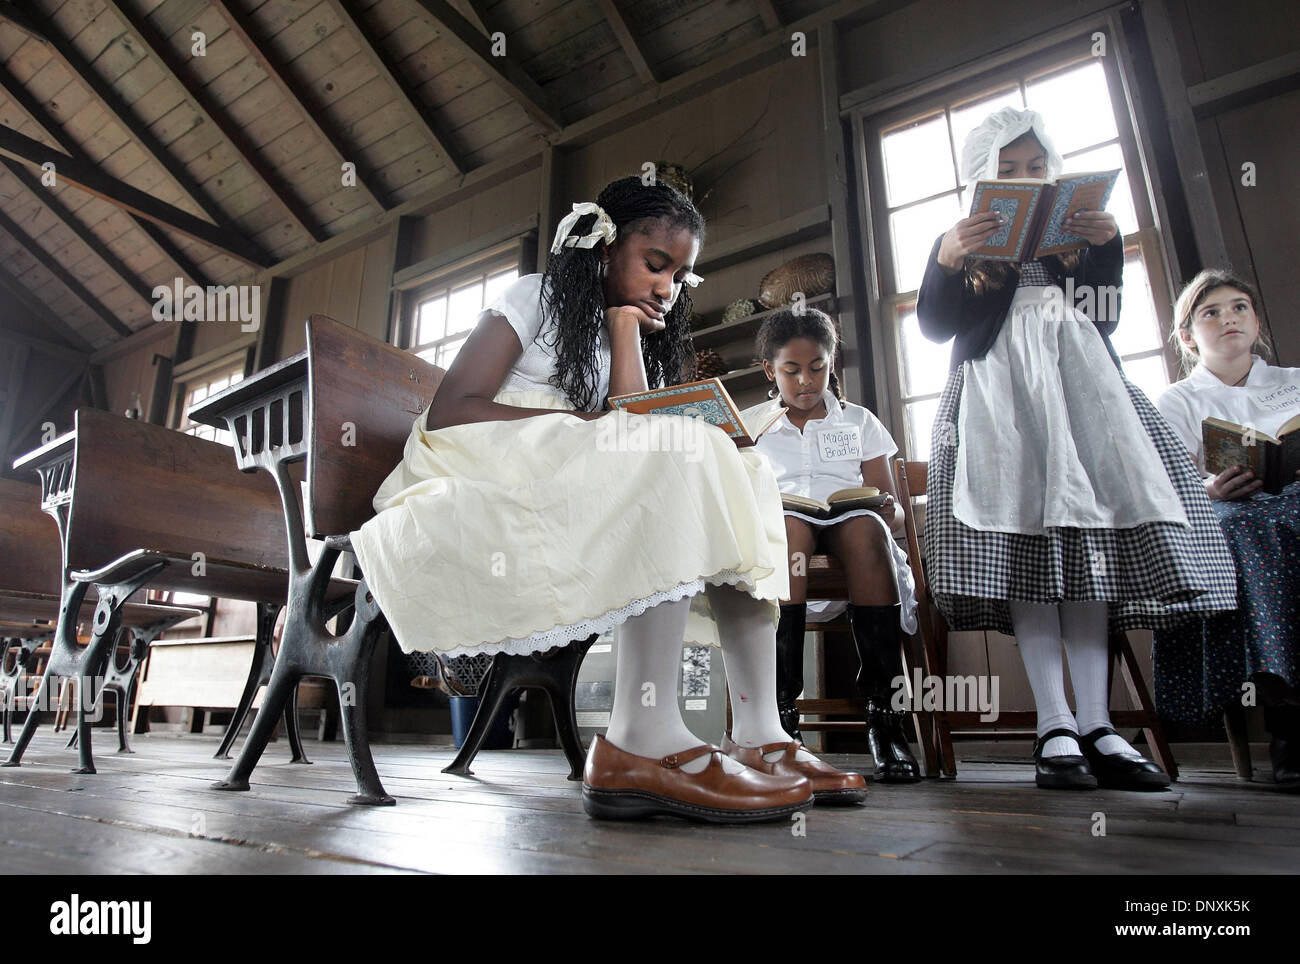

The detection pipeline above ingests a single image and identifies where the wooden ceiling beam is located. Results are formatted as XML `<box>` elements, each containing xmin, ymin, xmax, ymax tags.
<box><xmin>0</xmin><ymin>125</ymin><xmax>266</xmax><ymax>268</ymax></box>
<box><xmin>597</xmin><ymin>0</ymin><xmax>658</xmax><ymax>86</ymax></box>
<box><xmin>0</xmin><ymin>207</ymin><xmax>133</xmax><ymax>339</ymax></box>
<box><xmin>0</xmin><ymin>6</ymin><xmax>271</xmax><ymax>264</ymax></box>
<box><xmin>0</xmin><ymin>326</ymin><xmax>89</xmax><ymax>364</ymax></box>
<box><xmin>755</xmin><ymin>0</ymin><xmax>783</xmax><ymax>31</ymax></box>
<box><xmin>321</xmin><ymin>0</ymin><xmax>464</xmax><ymax>175</ymax></box>
<box><xmin>0</xmin><ymin>61</ymin><xmax>215</xmax><ymax>290</ymax></box>
<box><xmin>0</xmin><ymin>261</ymin><xmax>96</xmax><ymax>354</ymax></box>
<box><xmin>98</xmin><ymin>1</ymin><xmax>329</xmax><ymax>246</ymax></box>
<box><xmin>3</xmin><ymin>365</ymin><xmax>86</xmax><ymax>470</ymax></box>
<box><xmin>409</xmin><ymin>0</ymin><xmax>563</xmax><ymax>133</ymax></box>
<box><xmin>205</xmin><ymin>0</ymin><xmax>390</xmax><ymax>213</ymax></box>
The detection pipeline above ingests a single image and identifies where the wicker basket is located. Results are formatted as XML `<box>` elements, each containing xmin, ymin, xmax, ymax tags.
<box><xmin>758</xmin><ymin>253</ymin><xmax>835</xmax><ymax>308</ymax></box>
<box><xmin>653</xmin><ymin>162</ymin><xmax>694</xmax><ymax>200</ymax></box>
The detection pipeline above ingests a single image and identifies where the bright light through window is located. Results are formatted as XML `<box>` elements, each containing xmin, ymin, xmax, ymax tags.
<box><xmin>410</xmin><ymin>266</ymin><xmax>519</xmax><ymax>368</ymax></box>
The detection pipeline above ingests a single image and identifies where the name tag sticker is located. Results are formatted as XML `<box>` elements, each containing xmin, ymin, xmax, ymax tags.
<box><xmin>1253</xmin><ymin>383</ymin><xmax>1300</xmax><ymax>413</ymax></box>
<box><xmin>817</xmin><ymin>427</ymin><xmax>862</xmax><ymax>462</ymax></box>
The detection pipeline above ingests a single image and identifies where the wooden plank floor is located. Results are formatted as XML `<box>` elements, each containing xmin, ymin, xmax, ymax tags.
<box><xmin>1</xmin><ymin>729</ymin><xmax>1296</xmax><ymax>874</ymax></box>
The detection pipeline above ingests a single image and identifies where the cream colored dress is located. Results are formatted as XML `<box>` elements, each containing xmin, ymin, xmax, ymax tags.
<box><xmin>350</xmin><ymin>277</ymin><xmax>789</xmax><ymax>659</ymax></box>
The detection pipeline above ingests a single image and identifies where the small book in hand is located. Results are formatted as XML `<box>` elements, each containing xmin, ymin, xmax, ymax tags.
<box><xmin>1203</xmin><ymin>414</ymin><xmax>1300</xmax><ymax>495</ymax></box>
<box><xmin>967</xmin><ymin>170</ymin><xmax>1121</xmax><ymax>262</ymax></box>
<box><xmin>782</xmin><ymin>487</ymin><xmax>887</xmax><ymax>520</ymax></box>
<box><xmin>608</xmin><ymin>377</ymin><xmax>786</xmax><ymax>447</ymax></box>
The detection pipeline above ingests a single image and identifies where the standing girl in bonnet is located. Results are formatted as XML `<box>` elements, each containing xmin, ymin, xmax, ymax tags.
<box><xmin>916</xmin><ymin>108</ymin><xmax>1236</xmax><ymax>790</ymax></box>
<box><xmin>352</xmin><ymin>177</ymin><xmax>865</xmax><ymax>822</ymax></box>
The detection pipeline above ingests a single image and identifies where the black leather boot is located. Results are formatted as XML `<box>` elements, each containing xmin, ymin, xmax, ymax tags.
<box><xmin>775</xmin><ymin>603</ymin><xmax>807</xmax><ymax>742</ymax></box>
<box><xmin>1265</xmin><ymin>704</ymin><xmax>1300</xmax><ymax>792</ymax></box>
<box><xmin>850</xmin><ymin>604</ymin><xmax>921</xmax><ymax>783</ymax></box>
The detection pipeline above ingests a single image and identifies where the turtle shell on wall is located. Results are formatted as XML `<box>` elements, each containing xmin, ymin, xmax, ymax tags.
<box><xmin>758</xmin><ymin>253</ymin><xmax>835</xmax><ymax>308</ymax></box>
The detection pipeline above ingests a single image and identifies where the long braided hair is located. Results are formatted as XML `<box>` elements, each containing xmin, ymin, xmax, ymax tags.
<box><xmin>540</xmin><ymin>177</ymin><xmax>704</xmax><ymax>410</ymax></box>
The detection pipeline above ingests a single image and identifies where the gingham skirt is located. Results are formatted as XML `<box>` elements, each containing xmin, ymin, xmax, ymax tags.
<box><xmin>924</xmin><ymin>348</ymin><xmax>1238</xmax><ymax>635</ymax></box>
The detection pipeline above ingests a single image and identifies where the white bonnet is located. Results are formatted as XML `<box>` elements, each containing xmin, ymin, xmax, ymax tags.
<box><xmin>960</xmin><ymin>107</ymin><xmax>1063</xmax><ymax>183</ymax></box>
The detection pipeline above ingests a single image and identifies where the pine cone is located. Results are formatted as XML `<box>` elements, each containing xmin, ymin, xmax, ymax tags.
<box><xmin>694</xmin><ymin>349</ymin><xmax>728</xmax><ymax>379</ymax></box>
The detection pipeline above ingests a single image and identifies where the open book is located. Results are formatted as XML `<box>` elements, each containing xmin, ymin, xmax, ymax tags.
<box><xmin>782</xmin><ymin>487</ymin><xmax>887</xmax><ymax>520</ymax></box>
<box><xmin>967</xmin><ymin>170</ymin><xmax>1121</xmax><ymax>262</ymax></box>
<box><xmin>608</xmin><ymin>378</ymin><xmax>786</xmax><ymax>447</ymax></box>
<box><xmin>1203</xmin><ymin>415</ymin><xmax>1300</xmax><ymax>495</ymax></box>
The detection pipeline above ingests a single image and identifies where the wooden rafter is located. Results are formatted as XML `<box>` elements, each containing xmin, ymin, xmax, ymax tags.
<box><xmin>95</xmin><ymin>0</ymin><xmax>329</xmax><ymax>246</ymax></box>
<box><xmin>1</xmin><ymin>158</ymin><xmax>154</xmax><ymax>306</ymax></box>
<box><xmin>0</xmin><ymin>60</ymin><xmax>214</xmax><ymax>291</ymax></box>
<box><xmin>598</xmin><ymin>0</ymin><xmax>658</xmax><ymax>86</ymax></box>
<box><xmin>321</xmin><ymin>0</ymin><xmax>463</xmax><ymax>175</ymax></box>
<box><xmin>0</xmin><ymin>261</ymin><xmax>95</xmax><ymax>353</ymax></box>
<box><xmin>0</xmin><ymin>125</ymin><xmax>266</xmax><ymax>269</ymax></box>
<box><xmin>0</xmin><ymin>343</ymin><xmax>30</xmax><ymax>463</ymax></box>
<box><xmin>410</xmin><ymin>0</ymin><xmax>563</xmax><ymax>133</ymax></box>
<box><xmin>0</xmin><ymin>327</ymin><xmax>89</xmax><ymax>365</ymax></box>
<box><xmin>0</xmin><ymin>7</ymin><xmax>270</xmax><ymax>265</ymax></box>
<box><xmin>0</xmin><ymin>206</ymin><xmax>133</xmax><ymax>338</ymax></box>
<box><xmin>204</xmin><ymin>0</ymin><xmax>390</xmax><ymax>214</ymax></box>
<box><xmin>755</xmin><ymin>0</ymin><xmax>783</xmax><ymax>31</ymax></box>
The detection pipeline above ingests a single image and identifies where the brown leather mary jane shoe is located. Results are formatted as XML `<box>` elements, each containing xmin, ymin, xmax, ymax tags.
<box><xmin>721</xmin><ymin>734</ymin><xmax>868</xmax><ymax>806</ymax></box>
<box><xmin>581</xmin><ymin>734</ymin><xmax>813</xmax><ymax>823</ymax></box>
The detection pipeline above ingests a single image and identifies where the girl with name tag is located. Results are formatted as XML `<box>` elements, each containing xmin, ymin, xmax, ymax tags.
<box><xmin>917</xmin><ymin>107</ymin><xmax>1236</xmax><ymax>791</ymax></box>
<box><xmin>352</xmin><ymin>176</ymin><xmax>866</xmax><ymax>823</ymax></box>
<box><xmin>744</xmin><ymin>308</ymin><xmax>923</xmax><ymax>782</ymax></box>
<box><xmin>1153</xmin><ymin>269</ymin><xmax>1300</xmax><ymax>791</ymax></box>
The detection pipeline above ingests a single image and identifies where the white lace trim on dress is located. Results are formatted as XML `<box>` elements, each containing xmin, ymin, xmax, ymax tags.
<box><xmin>421</xmin><ymin>568</ymin><xmax>761</xmax><ymax>660</ymax></box>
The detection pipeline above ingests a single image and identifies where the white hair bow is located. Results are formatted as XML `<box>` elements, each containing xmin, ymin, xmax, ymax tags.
<box><xmin>549</xmin><ymin>202</ymin><xmax>618</xmax><ymax>254</ymax></box>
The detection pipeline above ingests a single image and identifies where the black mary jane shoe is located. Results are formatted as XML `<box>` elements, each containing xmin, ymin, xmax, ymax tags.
<box><xmin>1032</xmin><ymin>727</ymin><xmax>1098</xmax><ymax>790</ymax></box>
<box><xmin>1078</xmin><ymin>727</ymin><xmax>1170</xmax><ymax>791</ymax></box>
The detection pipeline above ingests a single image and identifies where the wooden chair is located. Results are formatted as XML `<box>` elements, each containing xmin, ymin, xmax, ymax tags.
<box><xmin>790</xmin><ymin>535</ymin><xmax>941</xmax><ymax>777</ymax></box>
<box><xmin>892</xmin><ymin>457</ymin><xmax>1179</xmax><ymax>780</ymax></box>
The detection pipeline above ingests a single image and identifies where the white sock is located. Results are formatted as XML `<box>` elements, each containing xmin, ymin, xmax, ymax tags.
<box><xmin>1060</xmin><ymin>600</ymin><xmax>1140</xmax><ymax>758</ymax></box>
<box><xmin>705</xmin><ymin>583</ymin><xmax>816</xmax><ymax>763</ymax></box>
<box><xmin>605</xmin><ymin>596</ymin><xmax>740</xmax><ymax>774</ymax></box>
<box><xmin>1008</xmin><ymin>600</ymin><xmax>1078</xmax><ymax>758</ymax></box>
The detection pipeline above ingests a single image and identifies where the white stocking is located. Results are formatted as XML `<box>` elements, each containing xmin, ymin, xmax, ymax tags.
<box><xmin>1008</xmin><ymin>600</ymin><xmax>1079</xmax><ymax>758</ymax></box>
<box><xmin>1061</xmin><ymin>600</ymin><xmax>1139</xmax><ymax>758</ymax></box>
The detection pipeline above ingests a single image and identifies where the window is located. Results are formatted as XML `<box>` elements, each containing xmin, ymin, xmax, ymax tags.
<box><xmin>862</xmin><ymin>45</ymin><xmax>1175</xmax><ymax>460</ymax></box>
<box><xmin>174</xmin><ymin>360</ymin><xmax>247</xmax><ymax>447</ymax></box>
<box><xmin>404</xmin><ymin>261</ymin><xmax>521</xmax><ymax>368</ymax></box>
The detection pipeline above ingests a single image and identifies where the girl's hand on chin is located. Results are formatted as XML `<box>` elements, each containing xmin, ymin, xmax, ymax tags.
<box><xmin>607</xmin><ymin>304</ymin><xmax>665</xmax><ymax>336</ymax></box>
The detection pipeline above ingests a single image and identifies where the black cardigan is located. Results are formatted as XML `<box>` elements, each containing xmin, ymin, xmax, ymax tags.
<box><xmin>916</xmin><ymin>234</ymin><xmax>1125</xmax><ymax>370</ymax></box>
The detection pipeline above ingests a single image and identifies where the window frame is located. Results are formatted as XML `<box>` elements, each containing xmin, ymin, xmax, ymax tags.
<box><xmin>852</xmin><ymin>31</ymin><xmax>1181</xmax><ymax>461</ymax></box>
<box><xmin>168</xmin><ymin>344</ymin><xmax>255</xmax><ymax>442</ymax></box>
<box><xmin>394</xmin><ymin>236</ymin><xmax>535</xmax><ymax>366</ymax></box>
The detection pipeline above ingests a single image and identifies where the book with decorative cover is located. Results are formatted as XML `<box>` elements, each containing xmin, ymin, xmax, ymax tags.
<box><xmin>967</xmin><ymin>170</ymin><xmax>1121</xmax><ymax>262</ymax></box>
<box><xmin>1203</xmin><ymin>414</ymin><xmax>1300</xmax><ymax>495</ymax></box>
<box><xmin>608</xmin><ymin>378</ymin><xmax>786</xmax><ymax>447</ymax></box>
<box><xmin>782</xmin><ymin>487</ymin><xmax>887</xmax><ymax>521</ymax></box>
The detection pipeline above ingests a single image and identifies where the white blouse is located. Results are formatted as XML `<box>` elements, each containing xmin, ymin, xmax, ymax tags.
<box><xmin>482</xmin><ymin>273</ymin><xmax>611</xmax><ymax>410</ymax></box>
<box><xmin>1156</xmin><ymin>356</ymin><xmax>1300</xmax><ymax>475</ymax></box>
<box><xmin>743</xmin><ymin>391</ymin><xmax>897</xmax><ymax>501</ymax></box>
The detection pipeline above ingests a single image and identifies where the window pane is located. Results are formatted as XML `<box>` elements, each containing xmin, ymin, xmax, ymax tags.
<box><xmin>208</xmin><ymin>375</ymin><xmax>229</xmax><ymax>395</ymax></box>
<box><xmin>418</xmin><ymin>295</ymin><xmax>448</xmax><ymax>345</ymax></box>
<box><xmin>1109</xmin><ymin>250</ymin><xmax>1164</xmax><ymax>356</ymax></box>
<box><xmin>484</xmin><ymin>268</ymin><xmax>519</xmax><ymax>304</ymax></box>
<box><xmin>1060</xmin><ymin>142</ymin><xmax>1138</xmax><ymax>236</ymax></box>
<box><xmin>882</xmin><ymin>113</ymin><xmax>955</xmax><ymax>207</ymax></box>
<box><xmin>1026</xmin><ymin>61</ymin><xmax>1117</xmax><ymax>157</ymax></box>
<box><xmin>190</xmin><ymin>383</ymin><xmax>208</xmax><ymax>404</ymax></box>
<box><xmin>1122</xmin><ymin>354</ymin><xmax>1171</xmax><ymax>403</ymax></box>
<box><xmin>899</xmin><ymin>306</ymin><xmax>951</xmax><ymax>397</ymax></box>
<box><xmin>437</xmin><ymin>336</ymin><xmax>469</xmax><ymax>369</ymax></box>
<box><xmin>448</xmin><ymin>280</ymin><xmax>486</xmax><ymax>337</ymax></box>
<box><xmin>950</xmin><ymin>88</ymin><xmax>1025</xmax><ymax>176</ymax></box>
<box><xmin>890</xmin><ymin>193</ymin><xmax>963</xmax><ymax>293</ymax></box>
<box><xmin>416</xmin><ymin>347</ymin><xmax>439</xmax><ymax>365</ymax></box>
<box><xmin>905</xmin><ymin>397</ymin><xmax>942</xmax><ymax>461</ymax></box>
<box><xmin>230</xmin><ymin>370</ymin><xmax>244</xmax><ymax>385</ymax></box>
